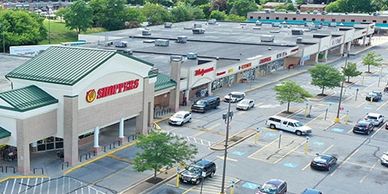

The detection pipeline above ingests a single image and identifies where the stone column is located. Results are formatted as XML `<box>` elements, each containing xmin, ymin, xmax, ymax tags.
<box><xmin>169</xmin><ymin>56</ymin><xmax>183</xmax><ymax>112</ymax></box>
<box><xmin>16</xmin><ymin>120</ymin><xmax>30</xmax><ymax>175</ymax></box>
<box><xmin>314</xmin><ymin>53</ymin><xmax>319</xmax><ymax>63</ymax></box>
<box><xmin>362</xmin><ymin>36</ymin><xmax>367</xmax><ymax>46</ymax></box>
<box><xmin>368</xmin><ymin>35</ymin><xmax>372</xmax><ymax>46</ymax></box>
<box><xmin>93</xmin><ymin>126</ymin><xmax>100</xmax><ymax>150</ymax></box>
<box><xmin>347</xmin><ymin>42</ymin><xmax>351</xmax><ymax>53</ymax></box>
<box><xmin>119</xmin><ymin>118</ymin><xmax>125</xmax><ymax>143</ymax></box>
<box><xmin>324</xmin><ymin>50</ymin><xmax>329</xmax><ymax>62</ymax></box>
<box><xmin>137</xmin><ymin>77</ymin><xmax>155</xmax><ymax>134</ymax></box>
<box><xmin>63</xmin><ymin>95</ymin><xmax>79</xmax><ymax>166</ymax></box>
<box><xmin>207</xmin><ymin>82</ymin><xmax>212</xmax><ymax>96</ymax></box>
<box><xmin>339</xmin><ymin>44</ymin><xmax>345</xmax><ymax>56</ymax></box>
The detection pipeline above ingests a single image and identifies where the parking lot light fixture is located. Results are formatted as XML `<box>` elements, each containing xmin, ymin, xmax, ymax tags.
<box><xmin>220</xmin><ymin>93</ymin><xmax>233</xmax><ymax>194</ymax></box>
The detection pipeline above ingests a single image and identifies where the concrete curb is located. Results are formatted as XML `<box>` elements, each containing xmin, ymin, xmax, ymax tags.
<box><xmin>139</xmin><ymin>172</ymin><xmax>178</xmax><ymax>194</ymax></box>
<box><xmin>210</xmin><ymin>129</ymin><xmax>256</xmax><ymax>151</ymax></box>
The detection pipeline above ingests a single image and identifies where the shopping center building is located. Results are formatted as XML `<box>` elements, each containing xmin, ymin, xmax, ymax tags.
<box><xmin>1</xmin><ymin>20</ymin><xmax>375</xmax><ymax>174</ymax></box>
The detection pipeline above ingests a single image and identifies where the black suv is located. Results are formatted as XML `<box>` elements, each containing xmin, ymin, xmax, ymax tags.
<box><xmin>191</xmin><ymin>96</ymin><xmax>220</xmax><ymax>113</ymax></box>
<box><xmin>179</xmin><ymin>159</ymin><xmax>216</xmax><ymax>184</ymax></box>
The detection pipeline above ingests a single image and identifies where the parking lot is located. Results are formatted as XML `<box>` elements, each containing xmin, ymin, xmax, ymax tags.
<box><xmin>153</xmin><ymin>47</ymin><xmax>388</xmax><ymax>194</ymax></box>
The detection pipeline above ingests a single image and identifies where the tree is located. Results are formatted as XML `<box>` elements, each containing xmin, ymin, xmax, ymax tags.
<box><xmin>226</xmin><ymin>14</ymin><xmax>246</xmax><ymax>22</ymax></box>
<box><xmin>128</xmin><ymin>0</ymin><xmax>145</xmax><ymax>5</ymax></box>
<box><xmin>229</xmin><ymin>0</ymin><xmax>257</xmax><ymax>17</ymax></box>
<box><xmin>102</xmin><ymin>0</ymin><xmax>127</xmax><ymax>30</ymax></box>
<box><xmin>209</xmin><ymin>10</ymin><xmax>227</xmax><ymax>20</ymax></box>
<box><xmin>55</xmin><ymin>7</ymin><xmax>67</xmax><ymax>22</ymax></box>
<box><xmin>274</xmin><ymin>80</ymin><xmax>312</xmax><ymax>113</ymax></box>
<box><xmin>64</xmin><ymin>0</ymin><xmax>93</xmax><ymax>33</ymax></box>
<box><xmin>90</xmin><ymin>0</ymin><xmax>106</xmax><ymax>27</ymax></box>
<box><xmin>325</xmin><ymin>0</ymin><xmax>376</xmax><ymax>13</ymax></box>
<box><xmin>362</xmin><ymin>51</ymin><xmax>383</xmax><ymax>73</ymax></box>
<box><xmin>142</xmin><ymin>3</ymin><xmax>172</xmax><ymax>25</ymax></box>
<box><xmin>212</xmin><ymin>0</ymin><xmax>227</xmax><ymax>11</ymax></box>
<box><xmin>342</xmin><ymin>62</ymin><xmax>362</xmax><ymax>83</ymax></box>
<box><xmin>309</xmin><ymin>64</ymin><xmax>344</xmax><ymax>95</ymax></box>
<box><xmin>192</xmin><ymin>6</ymin><xmax>206</xmax><ymax>19</ymax></box>
<box><xmin>372</xmin><ymin>0</ymin><xmax>388</xmax><ymax>11</ymax></box>
<box><xmin>125</xmin><ymin>7</ymin><xmax>146</xmax><ymax>28</ymax></box>
<box><xmin>198</xmin><ymin>3</ymin><xmax>212</xmax><ymax>18</ymax></box>
<box><xmin>133</xmin><ymin>132</ymin><xmax>198</xmax><ymax>178</ymax></box>
<box><xmin>171</xmin><ymin>3</ymin><xmax>193</xmax><ymax>22</ymax></box>
<box><xmin>0</xmin><ymin>10</ymin><xmax>47</xmax><ymax>51</ymax></box>
<box><xmin>146</xmin><ymin>0</ymin><xmax>174</xmax><ymax>7</ymax></box>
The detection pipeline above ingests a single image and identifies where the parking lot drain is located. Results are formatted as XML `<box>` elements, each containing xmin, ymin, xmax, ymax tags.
<box><xmin>242</xmin><ymin>182</ymin><xmax>260</xmax><ymax>190</ymax></box>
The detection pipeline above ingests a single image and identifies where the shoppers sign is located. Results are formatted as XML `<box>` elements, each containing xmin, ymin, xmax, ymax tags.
<box><xmin>195</xmin><ymin>67</ymin><xmax>214</xmax><ymax>76</ymax></box>
<box><xmin>86</xmin><ymin>79</ymin><xmax>140</xmax><ymax>103</ymax></box>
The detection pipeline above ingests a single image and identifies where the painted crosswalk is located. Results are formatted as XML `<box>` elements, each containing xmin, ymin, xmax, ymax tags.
<box><xmin>0</xmin><ymin>176</ymin><xmax>110</xmax><ymax>194</ymax></box>
<box><xmin>179</xmin><ymin>175</ymin><xmax>238</xmax><ymax>194</ymax></box>
<box><xmin>163</xmin><ymin>130</ymin><xmax>214</xmax><ymax>147</ymax></box>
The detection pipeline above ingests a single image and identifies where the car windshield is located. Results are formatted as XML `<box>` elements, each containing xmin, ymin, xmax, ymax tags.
<box><xmin>367</xmin><ymin>116</ymin><xmax>377</xmax><ymax>120</ymax></box>
<box><xmin>173</xmin><ymin>113</ymin><xmax>184</xmax><ymax>119</ymax></box>
<box><xmin>294</xmin><ymin>122</ymin><xmax>304</xmax><ymax>127</ymax></box>
<box><xmin>232</xmin><ymin>94</ymin><xmax>244</xmax><ymax>98</ymax></box>
<box><xmin>314</xmin><ymin>155</ymin><xmax>331</xmax><ymax>163</ymax></box>
<box><xmin>195</xmin><ymin>100</ymin><xmax>205</xmax><ymax>105</ymax></box>
<box><xmin>357</xmin><ymin>122</ymin><xmax>368</xmax><ymax>127</ymax></box>
<box><xmin>260</xmin><ymin>183</ymin><xmax>277</xmax><ymax>193</ymax></box>
<box><xmin>186</xmin><ymin>166</ymin><xmax>201</xmax><ymax>173</ymax></box>
<box><xmin>240</xmin><ymin>100</ymin><xmax>249</xmax><ymax>105</ymax></box>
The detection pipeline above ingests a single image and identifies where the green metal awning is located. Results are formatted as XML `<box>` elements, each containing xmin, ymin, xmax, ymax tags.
<box><xmin>0</xmin><ymin>127</ymin><xmax>11</xmax><ymax>139</ymax></box>
<box><xmin>155</xmin><ymin>73</ymin><xmax>176</xmax><ymax>92</ymax></box>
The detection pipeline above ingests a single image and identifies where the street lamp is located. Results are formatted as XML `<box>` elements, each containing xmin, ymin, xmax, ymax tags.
<box><xmin>220</xmin><ymin>93</ymin><xmax>233</xmax><ymax>194</ymax></box>
<box><xmin>335</xmin><ymin>53</ymin><xmax>349</xmax><ymax>123</ymax></box>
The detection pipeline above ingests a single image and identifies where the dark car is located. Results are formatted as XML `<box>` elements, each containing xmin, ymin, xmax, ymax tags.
<box><xmin>256</xmin><ymin>179</ymin><xmax>287</xmax><ymax>194</ymax></box>
<box><xmin>353</xmin><ymin>120</ymin><xmax>374</xmax><ymax>135</ymax></box>
<box><xmin>366</xmin><ymin>91</ymin><xmax>382</xmax><ymax>102</ymax></box>
<box><xmin>179</xmin><ymin>159</ymin><xmax>216</xmax><ymax>185</ymax></box>
<box><xmin>301</xmin><ymin>188</ymin><xmax>322</xmax><ymax>194</ymax></box>
<box><xmin>310</xmin><ymin>154</ymin><xmax>337</xmax><ymax>171</ymax></box>
<box><xmin>191</xmin><ymin>96</ymin><xmax>220</xmax><ymax>113</ymax></box>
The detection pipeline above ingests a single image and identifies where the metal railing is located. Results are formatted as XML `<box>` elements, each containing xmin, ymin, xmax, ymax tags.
<box><xmin>154</xmin><ymin>106</ymin><xmax>172</xmax><ymax>119</ymax></box>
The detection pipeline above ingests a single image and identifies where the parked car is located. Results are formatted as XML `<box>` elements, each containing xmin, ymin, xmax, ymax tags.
<box><xmin>365</xmin><ymin>91</ymin><xmax>382</xmax><ymax>102</ymax></box>
<box><xmin>266</xmin><ymin>116</ymin><xmax>312</xmax><ymax>136</ymax></box>
<box><xmin>191</xmin><ymin>96</ymin><xmax>220</xmax><ymax>113</ymax></box>
<box><xmin>301</xmin><ymin>188</ymin><xmax>322</xmax><ymax>194</ymax></box>
<box><xmin>386</xmin><ymin>122</ymin><xmax>388</xmax><ymax>130</ymax></box>
<box><xmin>179</xmin><ymin>159</ymin><xmax>216</xmax><ymax>185</ymax></box>
<box><xmin>224</xmin><ymin>92</ymin><xmax>245</xmax><ymax>103</ymax></box>
<box><xmin>236</xmin><ymin>99</ymin><xmax>255</xmax><ymax>110</ymax></box>
<box><xmin>310</xmin><ymin>154</ymin><xmax>337</xmax><ymax>171</ymax></box>
<box><xmin>381</xmin><ymin>152</ymin><xmax>388</xmax><ymax>167</ymax></box>
<box><xmin>364</xmin><ymin>113</ymin><xmax>384</xmax><ymax>127</ymax></box>
<box><xmin>168</xmin><ymin>111</ymin><xmax>192</xmax><ymax>126</ymax></box>
<box><xmin>256</xmin><ymin>179</ymin><xmax>287</xmax><ymax>194</ymax></box>
<box><xmin>353</xmin><ymin>120</ymin><xmax>374</xmax><ymax>135</ymax></box>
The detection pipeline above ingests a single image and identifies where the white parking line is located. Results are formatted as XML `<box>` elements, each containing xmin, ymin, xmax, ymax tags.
<box><xmin>10</xmin><ymin>179</ymin><xmax>16</xmax><ymax>194</ymax></box>
<box><xmin>17</xmin><ymin>179</ymin><xmax>23</xmax><ymax>194</ymax></box>
<box><xmin>331</xmin><ymin>148</ymin><xmax>360</xmax><ymax>176</ymax></box>
<box><xmin>32</xmin><ymin>178</ymin><xmax>38</xmax><ymax>194</ymax></box>
<box><xmin>3</xmin><ymin>180</ymin><xmax>9</xmax><ymax>194</ymax></box>
<box><xmin>274</xmin><ymin>142</ymin><xmax>304</xmax><ymax>164</ymax></box>
<box><xmin>359</xmin><ymin>159</ymin><xmax>379</xmax><ymax>183</ymax></box>
<box><xmin>216</xmin><ymin>155</ymin><xmax>238</xmax><ymax>162</ymax></box>
<box><xmin>371</xmin><ymin>124</ymin><xmax>385</xmax><ymax>138</ymax></box>
<box><xmin>248</xmin><ymin>138</ymin><xmax>279</xmax><ymax>159</ymax></box>
<box><xmin>377</xmin><ymin>100</ymin><xmax>388</xmax><ymax>111</ymax></box>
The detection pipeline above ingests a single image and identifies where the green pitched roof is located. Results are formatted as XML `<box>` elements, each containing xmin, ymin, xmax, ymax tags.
<box><xmin>0</xmin><ymin>127</ymin><xmax>11</xmax><ymax>139</ymax></box>
<box><xmin>6</xmin><ymin>46</ymin><xmax>116</xmax><ymax>86</ymax></box>
<box><xmin>0</xmin><ymin>85</ymin><xmax>58</xmax><ymax>112</ymax></box>
<box><xmin>155</xmin><ymin>73</ymin><xmax>176</xmax><ymax>92</ymax></box>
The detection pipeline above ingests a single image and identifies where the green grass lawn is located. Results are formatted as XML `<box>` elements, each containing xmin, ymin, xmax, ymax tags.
<box><xmin>39</xmin><ymin>20</ymin><xmax>106</xmax><ymax>45</ymax></box>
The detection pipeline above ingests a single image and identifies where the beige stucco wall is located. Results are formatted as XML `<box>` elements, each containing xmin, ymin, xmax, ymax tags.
<box><xmin>17</xmin><ymin>110</ymin><xmax>57</xmax><ymax>144</ymax></box>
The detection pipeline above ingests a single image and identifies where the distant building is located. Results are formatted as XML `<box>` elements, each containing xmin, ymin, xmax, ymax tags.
<box><xmin>263</xmin><ymin>2</ymin><xmax>285</xmax><ymax>9</ymax></box>
<box><xmin>300</xmin><ymin>4</ymin><xmax>326</xmax><ymax>12</ymax></box>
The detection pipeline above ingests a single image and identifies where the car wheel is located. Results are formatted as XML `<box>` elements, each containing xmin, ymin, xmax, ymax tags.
<box><xmin>209</xmin><ymin>171</ymin><xmax>215</xmax><ymax>178</ymax></box>
<box><xmin>189</xmin><ymin>118</ymin><xmax>192</xmax><ymax>123</ymax></box>
<box><xmin>195</xmin><ymin>179</ymin><xmax>201</xmax><ymax>185</ymax></box>
<box><xmin>295</xmin><ymin>130</ymin><xmax>302</xmax><ymax>136</ymax></box>
<box><xmin>368</xmin><ymin>130</ymin><xmax>372</xmax><ymax>135</ymax></box>
<box><xmin>270</xmin><ymin>124</ymin><xmax>276</xmax><ymax>129</ymax></box>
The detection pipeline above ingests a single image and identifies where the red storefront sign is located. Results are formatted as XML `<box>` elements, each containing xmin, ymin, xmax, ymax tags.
<box><xmin>195</xmin><ymin>67</ymin><xmax>214</xmax><ymax>76</ymax></box>
<box><xmin>259</xmin><ymin>57</ymin><xmax>272</xmax><ymax>64</ymax></box>
<box><xmin>216</xmin><ymin>71</ymin><xmax>226</xmax><ymax>76</ymax></box>
<box><xmin>239</xmin><ymin>63</ymin><xmax>252</xmax><ymax>70</ymax></box>
<box><xmin>86</xmin><ymin>79</ymin><xmax>140</xmax><ymax>103</ymax></box>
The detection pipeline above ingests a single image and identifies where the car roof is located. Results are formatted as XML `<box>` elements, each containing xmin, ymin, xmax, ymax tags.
<box><xmin>367</xmin><ymin>113</ymin><xmax>382</xmax><ymax>117</ymax></box>
<box><xmin>200</xmin><ymin>96</ymin><xmax>219</xmax><ymax>101</ymax></box>
<box><xmin>176</xmin><ymin>111</ymin><xmax>190</xmax><ymax>115</ymax></box>
<box><xmin>265</xmin><ymin>179</ymin><xmax>285</xmax><ymax>186</ymax></box>
<box><xmin>315</xmin><ymin>154</ymin><xmax>334</xmax><ymax>161</ymax></box>
<box><xmin>195</xmin><ymin>159</ymin><xmax>213</xmax><ymax>166</ymax></box>
<box><xmin>270</xmin><ymin>115</ymin><xmax>299</xmax><ymax>123</ymax></box>
<box><xmin>357</xmin><ymin>120</ymin><xmax>370</xmax><ymax>124</ymax></box>
<box><xmin>230</xmin><ymin>91</ymin><xmax>245</xmax><ymax>95</ymax></box>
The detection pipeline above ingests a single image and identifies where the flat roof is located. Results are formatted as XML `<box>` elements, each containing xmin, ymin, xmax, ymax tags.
<box><xmin>249</xmin><ymin>11</ymin><xmax>388</xmax><ymax>17</ymax></box>
<box><xmin>0</xmin><ymin>54</ymin><xmax>30</xmax><ymax>92</ymax></box>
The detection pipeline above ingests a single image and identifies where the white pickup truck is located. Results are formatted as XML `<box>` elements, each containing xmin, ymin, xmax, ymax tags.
<box><xmin>266</xmin><ymin>115</ymin><xmax>312</xmax><ymax>136</ymax></box>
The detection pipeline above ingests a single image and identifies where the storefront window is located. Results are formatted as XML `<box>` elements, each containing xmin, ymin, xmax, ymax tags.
<box><xmin>35</xmin><ymin>136</ymin><xmax>64</xmax><ymax>152</ymax></box>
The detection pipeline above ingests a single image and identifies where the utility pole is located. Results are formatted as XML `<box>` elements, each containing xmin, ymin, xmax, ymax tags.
<box><xmin>220</xmin><ymin>94</ymin><xmax>233</xmax><ymax>194</ymax></box>
<box><xmin>335</xmin><ymin>53</ymin><xmax>348</xmax><ymax>123</ymax></box>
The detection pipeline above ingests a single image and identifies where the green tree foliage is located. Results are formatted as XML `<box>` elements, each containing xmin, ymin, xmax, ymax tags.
<box><xmin>274</xmin><ymin>80</ymin><xmax>312</xmax><ymax>113</ymax></box>
<box><xmin>0</xmin><ymin>10</ymin><xmax>47</xmax><ymax>51</ymax></box>
<box><xmin>229</xmin><ymin>0</ymin><xmax>257</xmax><ymax>17</ymax></box>
<box><xmin>133</xmin><ymin>132</ymin><xmax>198</xmax><ymax>178</ymax></box>
<box><xmin>372</xmin><ymin>0</ymin><xmax>388</xmax><ymax>11</ymax></box>
<box><xmin>192</xmin><ymin>0</ymin><xmax>210</xmax><ymax>6</ymax></box>
<box><xmin>125</xmin><ymin>8</ymin><xmax>146</xmax><ymax>28</ymax></box>
<box><xmin>362</xmin><ymin>51</ymin><xmax>383</xmax><ymax>73</ymax></box>
<box><xmin>342</xmin><ymin>62</ymin><xmax>362</xmax><ymax>83</ymax></box>
<box><xmin>212</xmin><ymin>0</ymin><xmax>227</xmax><ymax>11</ymax></box>
<box><xmin>64</xmin><ymin>0</ymin><xmax>93</xmax><ymax>33</ymax></box>
<box><xmin>146</xmin><ymin>0</ymin><xmax>174</xmax><ymax>7</ymax></box>
<box><xmin>198</xmin><ymin>3</ymin><xmax>212</xmax><ymax>18</ymax></box>
<box><xmin>128</xmin><ymin>0</ymin><xmax>145</xmax><ymax>5</ymax></box>
<box><xmin>325</xmin><ymin>0</ymin><xmax>377</xmax><ymax>13</ymax></box>
<box><xmin>142</xmin><ymin>3</ymin><xmax>172</xmax><ymax>25</ymax></box>
<box><xmin>192</xmin><ymin>6</ymin><xmax>206</xmax><ymax>19</ymax></box>
<box><xmin>209</xmin><ymin>10</ymin><xmax>227</xmax><ymax>20</ymax></box>
<box><xmin>171</xmin><ymin>3</ymin><xmax>206</xmax><ymax>22</ymax></box>
<box><xmin>309</xmin><ymin>64</ymin><xmax>344</xmax><ymax>95</ymax></box>
<box><xmin>90</xmin><ymin>0</ymin><xmax>106</xmax><ymax>27</ymax></box>
<box><xmin>102</xmin><ymin>0</ymin><xmax>128</xmax><ymax>30</ymax></box>
<box><xmin>226</xmin><ymin>14</ymin><xmax>246</xmax><ymax>22</ymax></box>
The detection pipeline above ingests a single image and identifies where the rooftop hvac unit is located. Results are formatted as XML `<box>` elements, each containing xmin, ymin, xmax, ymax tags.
<box><xmin>104</xmin><ymin>41</ymin><xmax>113</xmax><ymax>47</ymax></box>
<box><xmin>164</xmin><ymin>22</ymin><xmax>172</xmax><ymax>28</ymax></box>
<box><xmin>155</xmin><ymin>39</ymin><xmax>169</xmax><ymax>47</ymax></box>
<box><xmin>208</xmin><ymin>19</ymin><xmax>217</xmax><ymax>25</ymax></box>
<box><xmin>122</xmin><ymin>49</ymin><xmax>133</xmax><ymax>55</ymax></box>
<box><xmin>272</xmin><ymin>22</ymin><xmax>280</xmax><ymax>27</ymax></box>
<box><xmin>291</xmin><ymin>29</ymin><xmax>304</xmax><ymax>35</ymax></box>
<box><xmin>329</xmin><ymin>22</ymin><xmax>337</xmax><ymax>27</ymax></box>
<box><xmin>143</xmin><ymin>39</ymin><xmax>155</xmax><ymax>43</ymax></box>
<box><xmin>260</xmin><ymin>35</ymin><xmax>275</xmax><ymax>42</ymax></box>
<box><xmin>187</xmin><ymin>52</ymin><xmax>197</xmax><ymax>60</ymax></box>
<box><xmin>114</xmin><ymin>41</ymin><xmax>128</xmax><ymax>48</ymax></box>
<box><xmin>176</xmin><ymin>36</ymin><xmax>188</xmax><ymax>43</ymax></box>
<box><xmin>270</xmin><ymin>30</ymin><xmax>280</xmax><ymax>33</ymax></box>
<box><xmin>192</xmin><ymin>28</ymin><xmax>205</xmax><ymax>34</ymax></box>
<box><xmin>255</xmin><ymin>21</ymin><xmax>262</xmax><ymax>26</ymax></box>
<box><xmin>296</xmin><ymin>37</ymin><xmax>303</xmax><ymax>44</ymax></box>
<box><xmin>193</xmin><ymin>23</ymin><xmax>202</xmax><ymax>28</ymax></box>
<box><xmin>183</xmin><ymin>27</ymin><xmax>192</xmax><ymax>30</ymax></box>
<box><xmin>170</xmin><ymin>55</ymin><xmax>183</xmax><ymax>62</ymax></box>
<box><xmin>142</xmin><ymin>30</ymin><xmax>151</xmax><ymax>36</ymax></box>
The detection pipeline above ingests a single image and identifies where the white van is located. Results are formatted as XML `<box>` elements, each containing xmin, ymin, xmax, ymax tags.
<box><xmin>265</xmin><ymin>115</ymin><xmax>312</xmax><ymax>136</ymax></box>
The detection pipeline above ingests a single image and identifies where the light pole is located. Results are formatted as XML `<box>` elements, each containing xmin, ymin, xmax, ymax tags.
<box><xmin>220</xmin><ymin>94</ymin><xmax>233</xmax><ymax>194</ymax></box>
<box><xmin>335</xmin><ymin>53</ymin><xmax>349</xmax><ymax>123</ymax></box>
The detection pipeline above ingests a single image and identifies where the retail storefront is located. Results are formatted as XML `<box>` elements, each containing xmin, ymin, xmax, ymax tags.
<box><xmin>0</xmin><ymin>46</ymin><xmax>157</xmax><ymax>174</ymax></box>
